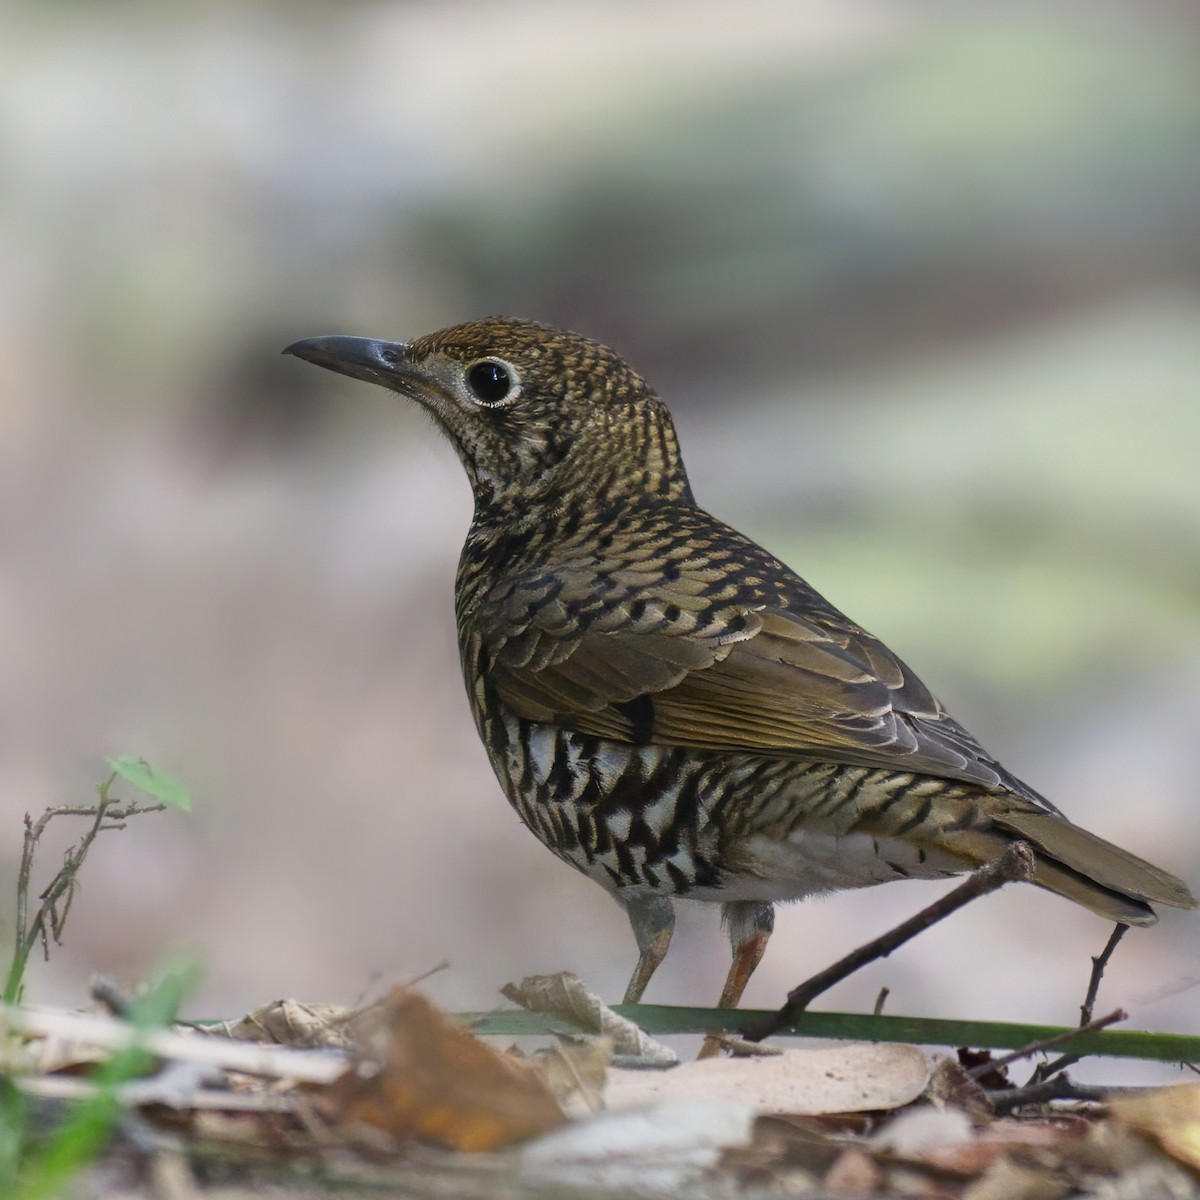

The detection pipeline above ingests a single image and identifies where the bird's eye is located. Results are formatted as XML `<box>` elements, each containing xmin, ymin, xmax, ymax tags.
<box><xmin>466</xmin><ymin>359</ymin><xmax>517</xmax><ymax>406</ymax></box>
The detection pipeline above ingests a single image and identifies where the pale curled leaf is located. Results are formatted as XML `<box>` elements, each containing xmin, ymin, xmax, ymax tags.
<box><xmin>211</xmin><ymin>999</ymin><xmax>356</xmax><ymax>1049</ymax></box>
<box><xmin>607</xmin><ymin>1042</ymin><xmax>930</xmax><ymax>1116</ymax></box>
<box><xmin>501</xmin><ymin>972</ymin><xmax>677</xmax><ymax>1066</ymax></box>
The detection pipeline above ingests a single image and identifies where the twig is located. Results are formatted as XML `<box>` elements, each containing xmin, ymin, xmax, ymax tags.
<box><xmin>873</xmin><ymin>987</ymin><xmax>890</xmax><ymax>1017</ymax></box>
<box><xmin>746</xmin><ymin>842</ymin><xmax>1035</xmax><ymax>1042</ymax></box>
<box><xmin>988</xmin><ymin>1071</ymin><xmax>1169</xmax><ymax>1114</ymax></box>
<box><xmin>406</xmin><ymin>960</ymin><xmax>451</xmax><ymax>989</ymax></box>
<box><xmin>988</xmin><ymin>1072</ymin><xmax>1112</xmax><ymax>1113</ymax></box>
<box><xmin>5</xmin><ymin>780</ymin><xmax>167</xmax><ymax>1002</ymax></box>
<box><xmin>966</xmin><ymin>1008</ymin><xmax>1126</xmax><ymax>1080</ymax></box>
<box><xmin>92</xmin><ymin>975</ymin><xmax>133</xmax><ymax>1018</ymax></box>
<box><xmin>0</xmin><ymin>1005</ymin><xmax>348</xmax><ymax>1084</ymax></box>
<box><xmin>1030</xmin><ymin>923</ymin><xmax>1129</xmax><ymax>1085</ymax></box>
<box><xmin>706</xmin><ymin>1035</ymin><xmax>783</xmax><ymax>1058</ymax></box>
<box><xmin>1081</xmin><ymin>924</ymin><xmax>1127</xmax><ymax>1027</ymax></box>
<box><xmin>17</xmin><ymin>1075</ymin><xmax>299</xmax><ymax>1112</ymax></box>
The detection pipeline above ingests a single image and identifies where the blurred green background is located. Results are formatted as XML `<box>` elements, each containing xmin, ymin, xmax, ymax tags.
<box><xmin>3</xmin><ymin>1</ymin><xmax>1199</xmax><ymax>1072</ymax></box>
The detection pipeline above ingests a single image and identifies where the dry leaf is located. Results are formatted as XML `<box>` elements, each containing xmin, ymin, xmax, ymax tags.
<box><xmin>1110</xmin><ymin>1083</ymin><xmax>1200</xmax><ymax>1171</ymax></box>
<box><xmin>317</xmin><ymin>986</ymin><xmax>566</xmax><ymax>1152</ymax></box>
<box><xmin>520</xmin><ymin>1098</ymin><xmax>755</xmax><ymax>1191</ymax></box>
<box><xmin>211</xmin><ymin>999</ymin><xmax>355</xmax><ymax>1049</ymax></box>
<box><xmin>501</xmin><ymin>972</ymin><xmax>677</xmax><ymax>1066</ymax></box>
<box><xmin>825</xmin><ymin>1147</ymin><xmax>885</xmax><ymax>1194</ymax></box>
<box><xmin>528</xmin><ymin>1037</ymin><xmax>612</xmax><ymax>1115</ymax></box>
<box><xmin>960</xmin><ymin>1154</ymin><xmax>1070</xmax><ymax>1200</ymax></box>
<box><xmin>607</xmin><ymin>1042</ymin><xmax>930</xmax><ymax>1115</ymax></box>
<box><xmin>957</xmin><ymin>1046</ymin><xmax>1011</xmax><ymax>1091</ymax></box>
<box><xmin>926</xmin><ymin>1056</ymin><xmax>994</xmax><ymax>1123</ymax></box>
<box><xmin>932</xmin><ymin>1117</ymin><xmax>1083</xmax><ymax>1175</ymax></box>
<box><xmin>872</xmin><ymin>1104</ymin><xmax>975</xmax><ymax>1156</ymax></box>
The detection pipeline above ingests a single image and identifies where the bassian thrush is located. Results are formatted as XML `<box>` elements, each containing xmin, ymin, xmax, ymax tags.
<box><xmin>286</xmin><ymin>318</ymin><xmax>1195</xmax><ymax>1012</ymax></box>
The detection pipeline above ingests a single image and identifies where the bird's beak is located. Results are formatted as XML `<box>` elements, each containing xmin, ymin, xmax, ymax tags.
<box><xmin>283</xmin><ymin>336</ymin><xmax>411</xmax><ymax>388</ymax></box>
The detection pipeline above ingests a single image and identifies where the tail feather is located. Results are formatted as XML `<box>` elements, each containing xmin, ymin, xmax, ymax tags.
<box><xmin>996</xmin><ymin>808</ymin><xmax>1197</xmax><ymax>911</ymax></box>
<box><xmin>942</xmin><ymin>803</ymin><xmax>1196</xmax><ymax>925</ymax></box>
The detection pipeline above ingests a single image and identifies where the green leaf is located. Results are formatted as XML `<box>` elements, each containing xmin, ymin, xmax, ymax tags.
<box><xmin>104</xmin><ymin>757</ymin><xmax>191</xmax><ymax>811</ymax></box>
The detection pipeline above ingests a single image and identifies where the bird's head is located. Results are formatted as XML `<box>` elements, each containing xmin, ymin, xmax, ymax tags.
<box><xmin>285</xmin><ymin>317</ymin><xmax>691</xmax><ymax>514</ymax></box>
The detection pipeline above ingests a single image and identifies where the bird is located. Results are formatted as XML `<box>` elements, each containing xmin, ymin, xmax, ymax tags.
<box><xmin>285</xmin><ymin>317</ymin><xmax>1196</xmax><ymax>1014</ymax></box>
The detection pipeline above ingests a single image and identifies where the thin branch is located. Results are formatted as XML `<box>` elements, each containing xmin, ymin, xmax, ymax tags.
<box><xmin>967</xmin><ymin>1008</ymin><xmax>1126</xmax><ymax>1081</ymax></box>
<box><xmin>91</xmin><ymin>976</ymin><xmax>133</xmax><ymax>1018</ymax></box>
<box><xmin>746</xmin><ymin>842</ymin><xmax>1035</xmax><ymax>1043</ymax></box>
<box><xmin>406</xmin><ymin>960</ymin><xmax>451</xmax><ymax>989</ymax></box>
<box><xmin>1081</xmin><ymin>924</ymin><xmax>1127</xmax><ymax>1027</ymax></box>
<box><xmin>988</xmin><ymin>1072</ymin><xmax>1111</xmax><ymax>1113</ymax></box>
<box><xmin>15</xmin><ymin>813</ymin><xmax>35</xmax><ymax>970</ymax></box>
<box><xmin>0</xmin><ymin>1004</ymin><xmax>348</xmax><ymax>1084</ymax></box>
<box><xmin>705</xmin><ymin>1035</ymin><xmax>783</xmax><ymax>1058</ymax></box>
<box><xmin>5</xmin><ymin>781</ymin><xmax>167</xmax><ymax>1003</ymax></box>
<box><xmin>1030</xmin><ymin>923</ymin><xmax>1129</xmax><ymax>1085</ymax></box>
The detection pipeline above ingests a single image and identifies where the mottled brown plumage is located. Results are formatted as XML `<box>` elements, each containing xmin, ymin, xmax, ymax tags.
<box><xmin>286</xmin><ymin>318</ymin><xmax>1196</xmax><ymax>1009</ymax></box>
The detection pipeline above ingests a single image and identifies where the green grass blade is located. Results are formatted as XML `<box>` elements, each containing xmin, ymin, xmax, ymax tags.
<box><xmin>461</xmin><ymin>1004</ymin><xmax>1200</xmax><ymax>1065</ymax></box>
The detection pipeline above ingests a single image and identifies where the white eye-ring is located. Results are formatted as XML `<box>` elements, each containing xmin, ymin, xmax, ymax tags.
<box><xmin>465</xmin><ymin>358</ymin><xmax>521</xmax><ymax>407</ymax></box>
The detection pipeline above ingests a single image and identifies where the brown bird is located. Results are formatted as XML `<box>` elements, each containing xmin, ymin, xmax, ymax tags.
<box><xmin>285</xmin><ymin>317</ymin><xmax>1195</xmax><ymax>1011</ymax></box>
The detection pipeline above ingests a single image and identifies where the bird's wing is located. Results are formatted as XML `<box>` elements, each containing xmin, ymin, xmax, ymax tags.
<box><xmin>485</xmin><ymin>585</ymin><xmax>1026</xmax><ymax>795</ymax></box>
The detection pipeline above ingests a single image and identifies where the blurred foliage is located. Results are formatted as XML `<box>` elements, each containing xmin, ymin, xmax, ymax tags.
<box><xmin>414</xmin><ymin>17</ymin><xmax>1200</xmax><ymax>377</ymax></box>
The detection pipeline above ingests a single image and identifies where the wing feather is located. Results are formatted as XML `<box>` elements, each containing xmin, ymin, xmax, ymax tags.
<box><xmin>486</xmin><ymin>590</ymin><xmax>1031</xmax><ymax>796</ymax></box>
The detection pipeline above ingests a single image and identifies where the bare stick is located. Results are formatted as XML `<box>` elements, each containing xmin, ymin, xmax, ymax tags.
<box><xmin>988</xmin><ymin>1072</ymin><xmax>1111</xmax><ymax>1113</ymax></box>
<box><xmin>0</xmin><ymin>1005</ymin><xmax>347</xmax><ymax>1084</ymax></box>
<box><xmin>966</xmin><ymin>1008</ymin><xmax>1126</xmax><ymax>1081</ymax></box>
<box><xmin>706</xmin><ymin>1035</ymin><xmax>783</xmax><ymax>1058</ymax></box>
<box><xmin>1081</xmin><ymin>924</ymin><xmax>1127</xmax><ymax>1027</ymax></box>
<box><xmin>1030</xmin><ymin>924</ymin><xmax>1129</xmax><ymax>1084</ymax></box>
<box><xmin>406</xmin><ymin>960</ymin><xmax>451</xmax><ymax>989</ymax></box>
<box><xmin>5</xmin><ymin>777</ymin><xmax>167</xmax><ymax>1002</ymax></box>
<box><xmin>746</xmin><ymin>842</ymin><xmax>1035</xmax><ymax>1043</ymax></box>
<box><xmin>91</xmin><ymin>975</ymin><xmax>133</xmax><ymax>1018</ymax></box>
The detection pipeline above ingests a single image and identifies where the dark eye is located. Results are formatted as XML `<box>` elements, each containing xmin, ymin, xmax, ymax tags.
<box><xmin>466</xmin><ymin>359</ymin><xmax>514</xmax><ymax>406</ymax></box>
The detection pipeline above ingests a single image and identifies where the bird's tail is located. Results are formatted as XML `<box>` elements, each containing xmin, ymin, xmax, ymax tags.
<box><xmin>946</xmin><ymin>802</ymin><xmax>1196</xmax><ymax>926</ymax></box>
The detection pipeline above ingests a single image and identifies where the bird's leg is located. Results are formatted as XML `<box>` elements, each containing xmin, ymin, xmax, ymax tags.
<box><xmin>718</xmin><ymin>900</ymin><xmax>775</xmax><ymax>1007</ymax></box>
<box><xmin>620</xmin><ymin>893</ymin><xmax>675</xmax><ymax>1004</ymax></box>
<box><xmin>698</xmin><ymin>900</ymin><xmax>775</xmax><ymax>1058</ymax></box>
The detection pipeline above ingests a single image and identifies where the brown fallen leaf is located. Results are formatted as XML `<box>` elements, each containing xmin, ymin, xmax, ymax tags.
<box><xmin>606</xmin><ymin>1042</ymin><xmax>930</xmax><ymax>1116</ymax></box>
<box><xmin>956</xmin><ymin>1046</ymin><xmax>1011</xmax><ymax>1092</ymax></box>
<box><xmin>316</xmin><ymin>985</ymin><xmax>566</xmax><ymax>1153</ymax></box>
<box><xmin>1110</xmin><ymin>1083</ymin><xmax>1200</xmax><ymax>1172</ymax></box>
